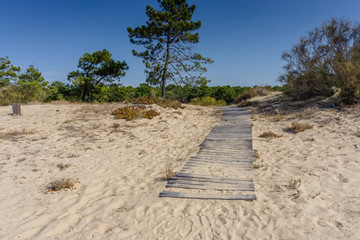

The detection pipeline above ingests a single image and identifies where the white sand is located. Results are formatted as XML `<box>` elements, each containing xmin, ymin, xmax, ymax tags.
<box><xmin>0</xmin><ymin>99</ymin><xmax>359</xmax><ymax>239</ymax></box>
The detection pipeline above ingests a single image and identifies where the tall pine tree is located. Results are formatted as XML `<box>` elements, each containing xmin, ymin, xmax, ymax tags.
<box><xmin>128</xmin><ymin>0</ymin><xmax>212</xmax><ymax>99</ymax></box>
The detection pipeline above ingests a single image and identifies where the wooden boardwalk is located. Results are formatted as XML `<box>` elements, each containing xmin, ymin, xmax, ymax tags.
<box><xmin>159</xmin><ymin>106</ymin><xmax>256</xmax><ymax>200</ymax></box>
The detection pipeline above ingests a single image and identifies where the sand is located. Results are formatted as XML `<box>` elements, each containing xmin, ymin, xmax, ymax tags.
<box><xmin>0</xmin><ymin>97</ymin><xmax>359</xmax><ymax>239</ymax></box>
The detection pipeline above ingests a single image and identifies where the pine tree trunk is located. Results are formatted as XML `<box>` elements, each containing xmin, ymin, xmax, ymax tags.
<box><xmin>161</xmin><ymin>38</ymin><xmax>171</xmax><ymax>99</ymax></box>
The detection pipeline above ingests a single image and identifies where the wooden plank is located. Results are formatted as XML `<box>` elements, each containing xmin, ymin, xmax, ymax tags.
<box><xmin>159</xmin><ymin>191</ymin><xmax>257</xmax><ymax>200</ymax></box>
<box><xmin>175</xmin><ymin>172</ymin><xmax>253</xmax><ymax>182</ymax></box>
<box><xmin>12</xmin><ymin>103</ymin><xmax>21</xmax><ymax>116</ymax></box>
<box><xmin>170</xmin><ymin>176</ymin><xmax>253</xmax><ymax>184</ymax></box>
<box><xmin>166</xmin><ymin>183</ymin><xmax>255</xmax><ymax>192</ymax></box>
<box><xmin>168</xmin><ymin>179</ymin><xmax>254</xmax><ymax>187</ymax></box>
<box><xmin>189</xmin><ymin>157</ymin><xmax>254</xmax><ymax>163</ymax></box>
<box><xmin>186</xmin><ymin>160</ymin><xmax>252</xmax><ymax>167</ymax></box>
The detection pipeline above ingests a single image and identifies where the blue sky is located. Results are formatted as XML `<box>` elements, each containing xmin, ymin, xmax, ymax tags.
<box><xmin>1</xmin><ymin>0</ymin><xmax>360</xmax><ymax>87</ymax></box>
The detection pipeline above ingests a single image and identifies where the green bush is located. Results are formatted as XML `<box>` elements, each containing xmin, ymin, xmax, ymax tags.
<box><xmin>190</xmin><ymin>96</ymin><xmax>227</xmax><ymax>106</ymax></box>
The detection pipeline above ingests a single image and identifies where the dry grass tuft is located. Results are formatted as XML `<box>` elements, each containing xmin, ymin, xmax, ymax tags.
<box><xmin>46</xmin><ymin>178</ymin><xmax>79</xmax><ymax>192</ymax></box>
<box><xmin>259</xmin><ymin>131</ymin><xmax>283</xmax><ymax>139</ymax></box>
<box><xmin>276</xmin><ymin>113</ymin><xmax>284</xmax><ymax>122</ymax></box>
<box><xmin>252</xmin><ymin>162</ymin><xmax>264</xmax><ymax>169</ymax></box>
<box><xmin>255</xmin><ymin>152</ymin><xmax>260</xmax><ymax>159</ymax></box>
<box><xmin>112</xmin><ymin>106</ymin><xmax>160</xmax><ymax>120</ymax></box>
<box><xmin>287</xmin><ymin>178</ymin><xmax>302</xmax><ymax>199</ymax></box>
<box><xmin>165</xmin><ymin>168</ymin><xmax>174</xmax><ymax>180</ymax></box>
<box><xmin>0</xmin><ymin>130</ymin><xmax>36</xmax><ymax>141</ymax></box>
<box><xmin>57</xmin><ymin>163</ymin><xmax>71</xmax><ymax>170</ymax></box>
<box><xmin>289</xmin><ymin>122</ymin><xmax>313</xmax><ymax>133</ymax></box>
<box><xmin>356</xmin><ymin>130</ymin><xmax>360</xmax><ymax>137</ymax></box>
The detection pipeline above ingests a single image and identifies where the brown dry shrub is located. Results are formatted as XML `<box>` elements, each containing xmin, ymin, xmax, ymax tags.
<box><xmin>259</xmin><ymin>131</ymin><xmax>283</xmax><ymax>139</ymax></box>
<box><xmin>46</xmin><ymin>178</ymin><xmax>79</xmax><ymax>192</ymax></box>
<box><xmin>143</xmin><ymin>109</ymin><xmax>160</xmax><ymax>119</ymax></box>
<box><xmin>166</xmin><ymin>168</ymin><xmax>174</xmax><ymax>180</ymax></box>
<box><xmin>289</xmin><ymin>122</ymin><xmax>313</xmax><ymax>133</ymax></box>
<box><xmin>131</xmin><ymin>97</ymin><xmax>155</xmax><ymax>105</ymax></box>
<box><xmin>112</xmin><ymin>106</ymin><xmax>146</xmax><ymax>120</ymax></box>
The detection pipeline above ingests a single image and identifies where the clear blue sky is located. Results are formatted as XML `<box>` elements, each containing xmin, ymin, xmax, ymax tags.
<box><xmin>1</xmin><ymin>0</ymin><xmax>360</xmax><ymax>87</ymax></box>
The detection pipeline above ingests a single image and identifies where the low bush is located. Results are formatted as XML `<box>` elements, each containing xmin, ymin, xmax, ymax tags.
<box><xmin>112</xmin><ymin>106</ymin><xmax>160</xmax><ymax>120</ymax></box>
<box><xmin>288</xmin><ymin>122</ymin><xmax>313</xmax><ymax>133</ymax></box>
<box><xmin>234</xmin><ymin>86</ymin><xmax>271</xmax><ymax>103</ymax></box>
<box><xmin>155</xmin><ymin>99</ymin><xmax>182</xmax><ymax>109</ymax></box>
<box><xmin>46</xmin><ymin>178</ymin><xmax>79</xmax><ymax>192</ymax></box>
<box><xmin>190</xmin><ymin>96</ymin><xmax>226</xmax><ymax>106</ymax></box>
<box><xmin>130</xmin><ymin>96</ymin><xmax>155</xmax><ymax>105</ymax></box>
<box><xmin>259</xmin><ymin>131</ymin><xmax>283</xmax><ymax>139</ymax></box>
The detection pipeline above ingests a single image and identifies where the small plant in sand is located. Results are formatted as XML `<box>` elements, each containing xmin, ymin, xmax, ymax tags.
<box><xmin>46</xmin><ymin>178</ymin><xmax>80</xmax><ymax>192</ymax></box>
<box><xmin>276</xmin><ymin>113</ymin><xmax>284</xmax><ymax>122</ymax></box>
<box><xmin>259</xmin><ymin>131</ymin><xmax>283</xmax><ymax>139</ymax></box>
<box><xmin>287</xmin><ymin>178</ymin><xmax>302</xmax><ymax>199</ymax></box>
<box><xmin>165</xmin><ymin>168</ymin><xmax>174</xmax><ymax>180</ymax></box>
<box><xmin>288</xmin><ymin>122</ymin><xmax>313</xmax><ymax>133</ymax></box>
<box><xmin>57</xmin><ymin>163</ymin><xmax>71</xmax><ymax>170</ymax></box>
<box><xmin>252</xmin><ymin>162</ymin><xmax>264</xmax><ymax>169</ymax></box>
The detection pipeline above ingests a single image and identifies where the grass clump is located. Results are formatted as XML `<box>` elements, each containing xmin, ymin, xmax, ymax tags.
<box><xmin>46</xmin><ymin>178</ymin><xmax>79</xmax><ymax>192</ymax></box>
<box><xmin>288</xmin><ymin>122</ymin><xmax>313</xmax><ymax>133</ymax></box>
<box><xmin>259</xmin><ymin>131</ymin><xmax>283</xmax><ymax>139</ymax></box>
<box><xmin>112</xmin><ymin>106</ymin><xmax>160</xmax><ymax>120</ymax></box>
<box><xmin>190</xmin><ymin>96</ymin><xmax>227</xmax><ymax>106</ymax></box>
<box><xmin>166</xmin><ymin>168</ymin><xmax>174</xmax><ymax>180</ymax></box>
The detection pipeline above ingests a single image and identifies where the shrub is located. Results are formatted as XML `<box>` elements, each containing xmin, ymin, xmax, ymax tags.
<box><xmin>234</xmin><ymin>86</ymin><xmax>271</xmax><ymax>103</ymax></box>
<box><xmin>288</xmin><ymin>122</ymin><xmax>313</xmax><ymax>133</ymax></box>
<box><xmin>112</xmin><ymin>106</ymin><xmax>146</xmax><ymax>120</ymax></box>
<box><xmin>143</xmin><ymin>109</ymin><xmax>160</xmax><ymax>119</ymax></box>
<box><xmin>190</xmin><ymin>96</ymin><xmax>226</xmax><ymax>106</ymax></box>
<box><xmin>259</xmin><ymin>131</ymin><xmax>283</xmax><ymax>139</ymax></box>
<box><xmin>46</xmin><ymin>178</ymin><xmax>79</xmax><ymax>192</ymax></box>
<box><xmin>112</xmin><ymin>105</ymin><xmax>160</xmax><ymax>120</ymax></box>
<box><xmin>279</xmin><ymin>18</ymin><xmax>360</xmax><ymax>103</ymax></box>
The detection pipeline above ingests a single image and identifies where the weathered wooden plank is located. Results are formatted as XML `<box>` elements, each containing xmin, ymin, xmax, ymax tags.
<box><xmin>175</xmin><ymin>173</ymin><xmax>253</xmax><ymax>182</ymax></box>
<box><xmin>186</xmin><ymin>160</ymin><xmax>252</xmax><ymax>167</ymax></box>
<box><xmin>189</xmin><ymin>157</ymin><xmax>254</xmax><ymax>163</ymax></box>
<box><xmin>168</xmin><ymin>179</ymin><xmax>254</xmax><ymax>187</ymax></box>
<box><xmin>12</xmin><ymin>103</ymin><xmax>21</xmax><ymax>116</ymax></box>
<box><xmin>170</xmin><ymin>176</ymin><xmax>253</xmax><ymax>184</ymax></box>
<box><xmin>159</xmin><ymin>191</ymin><xmax>257</xmax><ymax>200</ymax></box>
<box><xmin>166</xmin><ymin>183</ymin><xmax>255</xmax><ymax>192</ymax></box>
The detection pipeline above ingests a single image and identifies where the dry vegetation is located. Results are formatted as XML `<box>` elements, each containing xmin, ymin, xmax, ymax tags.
<box><xmin>259</xmin><ymin>131</ymin><xmax>283</xmax><ymax>139</ymax></box>
<box><xmin>165</xmin><ymin>168</ymin><xmax>174</xmax><ymax>180</ymax></box>
<box><xmin>45</xmin><ymin>178</ymin><xmax>80</xmax><ymax>192</ymax></box>
<box><xmin>57</xmin><ymin>163</ymin><xmax>71</xmax><ymax>171</ymax></box>
<box><xmin>288</xmin><ymin>122</ymin><xmax>313</xmax><ymax>133</ymax></box>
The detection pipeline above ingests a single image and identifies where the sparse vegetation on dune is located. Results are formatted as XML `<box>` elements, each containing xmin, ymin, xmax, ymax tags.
<box><xmin>45</xmin><ymin>178</ymin><xmax>80</xmax><ymax>192</ymax></box>
<box><xmin>288</xmin><ymin>122</ymin><xmax>313</xmax><ymax>133</ymax></box>
<box><xmin>259</xmin><ymin>131</ymin><xmax>283</xmax><ymax>139</ymax></box>
<box><xmin>112</xmin><ymin>106</ymin><xmax>160</xmax><ymax>121</ymax></box>
<box><xmin>190</xmin><ymin>96</ymin><xmax>226</xmax><ymax>106</ymax></box>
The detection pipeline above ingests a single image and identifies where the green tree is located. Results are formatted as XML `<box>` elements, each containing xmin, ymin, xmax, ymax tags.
<box><xmin>128</xmin><ymin>0</ymin><xmax>213</xmax><ymax>99</ymax></box>
<box><xmin>279</xmin><ymin>18</ymin><xmax>360</xmax><ymax>102</ymax></box>
<box><xmin>0</xmin><ymin>56</ymin><xmax>21</xmax><ymax>87</ymax></box>
<box><xmin>68</xmin><ymin>49</ymin><xmax>128</xmax><ymax>102</ymax></box>
<box><xmin>16</xmin><ymin>64</ymin><xmax>49</xmax><ymax>102</ymax></box>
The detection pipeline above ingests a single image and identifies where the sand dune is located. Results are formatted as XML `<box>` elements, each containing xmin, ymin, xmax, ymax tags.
<box><xmin>0</xmin><ymin>98</ymin><xmax>359</xmax><ymax>239</ymax></box>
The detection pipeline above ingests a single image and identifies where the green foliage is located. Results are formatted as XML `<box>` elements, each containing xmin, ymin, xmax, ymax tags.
<box><xmin>128</xmin><ymin>0</ymin><xmax>213</xmax><ymax>98</ymax></box>
<box><xmin>0</xmin><ymin>58</ymin><xmax>50</xmax><ymax>105</ymax></box>
<box><xmin>190</xmin><ymin>96</ymin><xmax>226</xmax><ymax>106</ymax></box>
<box><xmin>279</xmin><ymin>18</ymin><xmax>360</xmax><ymax>103</ymax></box>
<box><xmin>0</xmin><ymin>56</ymin><xmax>21</xmax><ymax>87</ymax></box>
<box><xmin>131</xmin><ymin>96</ymin><xmax>156</xmax><ymax>104</ymax></box>
<box><xmin>68</xmin><ymin>49</ymin><xmax>128</xmax><ymax>102</ymax></box>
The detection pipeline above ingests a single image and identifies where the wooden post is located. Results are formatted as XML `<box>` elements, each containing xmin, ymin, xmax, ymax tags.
<box><xmin>12</xmin><ymin>103</ymin><xmax>21</xmax><ymax>116</ymax></box>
